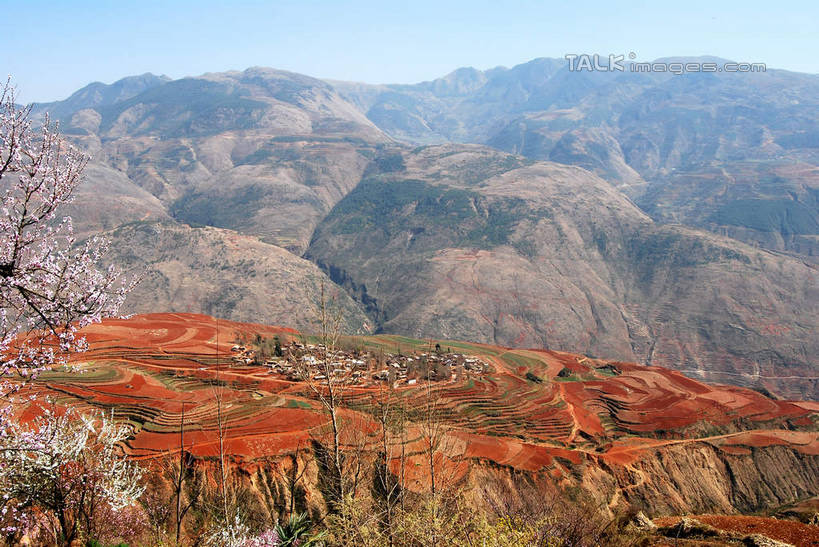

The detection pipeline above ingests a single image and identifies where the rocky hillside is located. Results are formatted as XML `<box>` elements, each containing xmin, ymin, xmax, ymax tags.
<box><xmin>31</xmin><ymin>65</ymin><xmax>819</xmax><ymax>399</ymax></box>
<box><xmin>102</xmin><ymin>222</ymin><xmax>370</xmax><ymax>333</ymax></box>
<box><xmin>334</xmin><ymin>58</ymin><xmax>819</xmax><ymax>259</ymax></box>
<box><xmin>49</xmin><ymin>67</ymin><xmax>389</xmax><ymax>253</ymax></box>
<box><xmin>46</xmin><ymin>68</ymin><xmax>385</xmax><ymax>334</ymax></box>
<box><xmin>307</xmin><ymin>145</ymin><xmax>818</xmax><ymax>399</ymax></box>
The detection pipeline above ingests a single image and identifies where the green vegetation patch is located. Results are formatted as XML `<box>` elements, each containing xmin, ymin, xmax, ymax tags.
<box><xmin>39</xmin><ymin>364</ymin><xmax>120</xmax><ymax>384</ymax></box>
<box><xmin>435</xmin><ymin>340</ymin><xmax>502</xmax><ymax>356</ymax></box>
<box><xmin>170</xmin><ymin>184</ymin><xmax>275</xmax><ymax>230</ymax></box>
<box><xmin>554</xmin><ymin>374</ymin><xmax>582</xmax><ymax>382</ymax></box>
<box><xmin>707</xmin><ymin>198</ymin><xmax>819</xmax><ymax>235</ymax></box>
<box><xmin>500</xmin><ymin>351</ymin><xmax>546</xmax><ymax>372</ymax></box>
<box><xmin>322</xmin><ymin>178</ymin><xmax>534</xmax><ymax>249</ymax></box>
<box><xmin>525</xmin><ymin>371</ymin><xmax>543</xmax><ymax>384</ymax></box>
<box><xmin>628</xmin><ymin>229</ymin><xmax>750</xmax><ymax>282</ymax></box>
<box><xmin>594</xmin><ymin>369</ymin><xmax>617</xmax><ymax>378</ymax></box>
<box><xmin>555</xmin><ymin>367</ymin><xmax>582</xmax><ymax>382</ymax></box>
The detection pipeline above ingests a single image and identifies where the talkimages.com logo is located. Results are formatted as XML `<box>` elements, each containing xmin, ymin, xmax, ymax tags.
<box><xmin>565</xmin><ymin>53</ymin><xmax>766</xmax><ymax>74</ymax></box>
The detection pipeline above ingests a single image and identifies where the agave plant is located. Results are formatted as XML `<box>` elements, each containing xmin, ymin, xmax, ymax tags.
<box><xmin>274</xmin><ymin>512</ymin><xmax>325</xmax><ymax>546</ymax></box>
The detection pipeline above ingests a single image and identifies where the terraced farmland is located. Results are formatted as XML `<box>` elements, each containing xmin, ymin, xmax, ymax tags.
<box><xmin>17</xmin><ymin>313</ymin><xmax>819</xmax><ymax>481</ymax></box>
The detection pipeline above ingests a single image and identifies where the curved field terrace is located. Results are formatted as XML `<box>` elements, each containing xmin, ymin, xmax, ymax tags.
<box><xmin>19</xmin><ymin>313</ymin><xmax>819</xmax><ymax>483</ymax></box>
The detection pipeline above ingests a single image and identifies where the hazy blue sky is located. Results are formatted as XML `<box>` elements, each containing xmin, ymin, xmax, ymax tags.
<box><xmin>3</xmin><ymin>0</ymin><xmax>818</xmax><ymax>102</ymax></box>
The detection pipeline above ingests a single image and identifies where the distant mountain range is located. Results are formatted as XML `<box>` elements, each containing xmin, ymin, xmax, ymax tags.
<box><xmin>29</xmin><ymin>58</ymin><xmax>819</xmax><ymax>399</ymax></box>
<box><xmin>331</xmin><ymin>57</ymin><xmax>819</xmax><ymax>258</ymax></box>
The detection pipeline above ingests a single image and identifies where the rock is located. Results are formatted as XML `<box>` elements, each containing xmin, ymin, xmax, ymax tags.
<box><xmin>661</xmin><ymin>517</ymin><xmax>721</xmax><ymax>539</ymax></box>
<box><xmin>742</xmin><ymin>534</ymin><xmax>794</xmax><ymax>547</ymax></box>
<box><xmin>631</xmin><ymin>511</ymin><xmax>657</xmax><ymax>531</ymax></box>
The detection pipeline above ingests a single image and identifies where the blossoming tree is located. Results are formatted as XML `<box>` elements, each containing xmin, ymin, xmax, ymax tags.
<box><xmin>0</xmin><ymin>79</ymin><xmax>130</xmax><ymax>384</ymax></box>
<box><xmin>0</xmin><ymin>79</ymin><xmax>139</xmax><ymax>544</ymax></box>
<box><xmin>0</xmin><ymin>409</ymin><xmax>145</xmax><ymax>545</ymax></box>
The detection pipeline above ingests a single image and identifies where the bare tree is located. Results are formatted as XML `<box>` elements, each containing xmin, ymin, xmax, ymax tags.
<box><xmin>259</xmin><ymin>440</ymin><xmax>310</xmax><ymax>521</ymax></box>
<box><xmin>422</xmin><ymin>373</ymin><xmax>446</xmax><ymax>499</ymax></box>
<box><xmin>293</xmin><ymin>280</ymin><xmax>352</xmax><ymax>506</ymax></box>
<box><xmin>371</xmin><ymin>382</ymin><xmax>407</xmax><ymax>546</ymax></box>
<box><xmin>140</xmin><ymin>468</ymin><xmax>173</xmax><ymax>545</ymax></box>
<box><xmin>212</xmin><ymin>316</ymin><xmax>234</xmax><ymax>531</ymax></box>
<box><xmin>283</xmin><ymin>444</ymin><xmax>309</xmax><ymax>518</ymax></box>
<box><xmin>156</xmin><ymin>403</ymin><xmax>202</xmax><ymax>545</ymax></box>
<box><xmin>481</xmin><ymin>473</ymin><xmax>611</xmax><ymax>547</ymax></box>
<box><xmin>417</xmin><ymin>372</ymin><xmax>461</xmax><ymax>547</ymax></box>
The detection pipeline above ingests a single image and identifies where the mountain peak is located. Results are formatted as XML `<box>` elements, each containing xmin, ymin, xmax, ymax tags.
<box><xmin>32</xmin><ymin>72</ymin><xmax>171</xmax><ymax>120</ymax></box>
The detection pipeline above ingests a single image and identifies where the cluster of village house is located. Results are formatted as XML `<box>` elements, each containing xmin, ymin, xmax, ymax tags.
<box><xmin>231</xmin><ymin>341</ymin><xmax>488</xmax><ymax>387</ymax></box>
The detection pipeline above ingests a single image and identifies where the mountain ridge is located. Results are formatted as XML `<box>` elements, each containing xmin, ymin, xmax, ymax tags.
<box><xmin>330</xmin><ymin>57</ymin><xmax>819</xmax><ymax>260</ymax></box>
<box><xmin>26</xmin><ymin>61</ymin><xmax>819</xmax><ymax>399</ymax></box>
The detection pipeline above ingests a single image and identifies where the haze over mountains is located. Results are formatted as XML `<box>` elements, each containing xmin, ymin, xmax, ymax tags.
<box><xmin>30</xmin><ymin>57</ymin><xmax>819</xmax><ymax>399</ymax></box>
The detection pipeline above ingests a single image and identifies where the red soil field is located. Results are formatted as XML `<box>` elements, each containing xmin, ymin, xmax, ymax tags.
<box><xmin>16</xmin><ymin>313</ymin><xmax>818</xmax><ymax>491</ymax></box>
<box><xmin>654</xmin><ymin>515</ymin><xmax>819</xmax><ymax>546</ymax></box>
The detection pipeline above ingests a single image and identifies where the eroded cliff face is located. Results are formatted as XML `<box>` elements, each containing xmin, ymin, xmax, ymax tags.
<box><xmin>198</xmin><ymin>441</ymin><xmax>819</xmax><ymax>526</ymax></box>
<box><xmin>461</xmin><ymin>438</ymin><xmax>817</xmax><ymax>519</ymax></box>
<box><xmin>580</xmin><ymin>443</ymin><xmax>819</xmax><ymax>517</ymax></box>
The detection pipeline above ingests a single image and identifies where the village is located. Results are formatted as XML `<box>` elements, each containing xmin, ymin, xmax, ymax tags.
<box><xmin>230</xmin><ymin>337</ymin><xmax>489</xmax><ymax>387</ymax></box>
